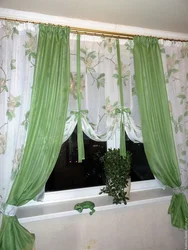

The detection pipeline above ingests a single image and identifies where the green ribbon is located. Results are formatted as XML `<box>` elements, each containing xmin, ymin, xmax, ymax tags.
<box><xmin>115</xmin><ymin>107</ymin><xmax>131</xmax><ymax>115</ymax></box>
<box><xmin>116</xmin><ymin>39</ymin><xmax>126</xmax><ymax>158</ymax></box>
<box><xmin>71</xmin><ymin>110</ymin><xmax>88</xmax><ymax>117</ymax></box>
<box><xmin>77</xmin><ymin>34</ymin><xmax>85</xmax><ymax>163</ymax></box>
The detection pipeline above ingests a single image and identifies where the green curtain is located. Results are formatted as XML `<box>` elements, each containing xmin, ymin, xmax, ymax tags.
<box><xmin>76</xmin><ymin>34</ymin><xmax>85</xmax><ymax>162</ymax></box>
<box><xmin>133</xmin><ymin>36</ymin><xmax>188</xmax><ymax>229</ymax></box>
<box><xmin>0</xmin><ymin>24</ymin><xmax>70</xmax><ymax>249</ymax></box>
<box><xmin>116</xmin><ymin>39</ymin><xmax>126</xmax><ymax>157</ymax></box>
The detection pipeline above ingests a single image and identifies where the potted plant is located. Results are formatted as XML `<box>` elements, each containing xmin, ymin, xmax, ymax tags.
<box><xmin>99</xmin><ymin>148</ymin><xmax>131</xmax><ymax>205</ymax></box>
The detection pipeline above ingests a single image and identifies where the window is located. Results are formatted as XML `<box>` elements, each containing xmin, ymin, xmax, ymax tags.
<box><xmin>46</xmin><ymin>129</ymin><xmax>154</xmax><ymax>192</ymax></box>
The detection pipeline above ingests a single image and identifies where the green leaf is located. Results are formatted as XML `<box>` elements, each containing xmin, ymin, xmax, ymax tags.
<box><xmin>97</xmin><ymin>81</ymin><xmax>100</xmax><ymax>89</ymax></box>
<box><xmin>177</xmin><ymin>94</ymin><xmax>186</xmax><ymax>99</ymax></box>
<box><xmin>6</xmin><ymin>110</ymin><xmax>14</xmax><ymax>121</ymax></box>
<box><xmin>26</xmin><ymin>32</ymin><xmax>32</xmax><ymax>38</ymax></box>
<box><xmin>25</xmin><ymin>111</ymin><xmax>30</xmax><ymax>119</ymax></box>
<box><xmin>15</xmin><ymin>102</ymin><xmax>21</xmax><ymax>107</ymax></box>
<box><xmin>13</xmin><ymin>27</ymin><xmax>19</xmax><ymax>35</ymax></box>
<box><xmin>113</xmin><ymin>73</ymin><xmax>119</xmax><ymax>79</ymax></box>
<box><xmin>25</xmin><ymin>50</ymin><xmax>30</xmax><ymax>56</ymax></box>
<box><xmin>80</xmin><ymin>48</ymin><xmax>87</xmax><ymax>55</ymax></box>
<box><xmin>186</xmin><ymin>140</ymin><xmax>188</xmax><ymax>147</ymax></box>
<box><xmin>179</xmin><ymin>125</ymin><xmax>183</xmax><ymax>133</ymax></box>
<box><xmin>24</xmin><ymin>121</ymin><xmax>29</xmax><ymax>130</ymax></box>
<box><xmin>182</xmin><ymin>151</ymin><xmax>186</xmax><ymax>156</ymax></box>
<box><xmin>97</xmin><ymin>73</ymin><xmax>105</xmax><ymax>79</ymax></box>
<box><xmin>186</xmin><ymin>73</ymin><xmax>188</xmax><ymax>81</ymax></box>
<box><xmin>132</xmin><ymin>87</ymin><xmax>136</xmax><ymax>95</ymax></box>
<box><xmin>80</xmin><ymin>57</ymin><xmax>85</xmax><ymax>63</ymax></box>
<box><xmin>30</xmin><ymin>52</ymin><xmax>36</xmax><ymax>59</ymax></box>
<box><xmin>90</xmin><ymin>54</ymin><xmax>96</xmax><ymax>59</ymax></box>
<box><xmin>28</xmin><ymin>53</ymin><xmax>31</xmax><ymax>61</ymax></box>
<box><xmin>4</xmin><ymin>85</ymin><xmax>8</xmax><ymax>92</ymax></box>
<box><xmin>88</xmin><ymin>67</ymin><xmax>96</xmax><ymax>73</ymax></box>
<box><xmin>171</xmin><ymin>68</ymin><xmax>178</xmax><ymax>73</ymax></box>
<box><xmin>113</xmin><ymin>101</ymin><xmax>118</xmax><ymax>107</ymax></box>
<box><xmin>179</xmin><ymin>159</ymin><xmax>186</xmax><ymax>164</ymax></box>
<box><xmin>10</xmin><ymin>59</ymin><xmax>16</xmax><ymax>70</ymax></box>
<box><xmin>178</xmin><ymin>115</ymin><xmax>183</xmax><ymax>122</ymax></box>
<box><xmin>175</xmin><ymin>125</ymin><xmax>178</xmax><ymax>134</ymax></box>
<box><xmin>184</xmin><ymin>111</ymin><xmax>188</xmax><ymax>117</ymax></box>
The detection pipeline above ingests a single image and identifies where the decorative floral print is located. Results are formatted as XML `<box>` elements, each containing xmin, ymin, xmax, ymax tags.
<box><xmin>0</xmin><ymin>133</ymin><xmax>6</xmax><ymax>155</ymax></box>
<box><xmin>81</xmin><ymin>48</ymin><xmax>96</xmax><ymax>72</ymax></box>
<box><xmin>102</xmin><ymin>97</ymin><xmax>119</xmax><ymax>118</ymax></box>
<box><xmin>160</xmin><ymin>41</ymin><xmax>188</xmax><ymax>198</ymax></box>
<box><xmin>11</xmin><ymin>146</ymin><xmax>24</xmax><ymax>180</ymax></box>
<box><xmin>68</xmin><ymin>34</ymin><xmax>140</xmax><ymax>145</ymax></box>
<box><xmin>10</xmin><ymin>59</ymin><xmax>16</xmax><ymax>70</ymax></box>
<box><xmin>24</xmin><ymin>32</ymin><xmax>37</xmax><ymax>65</ymax></box>
<box><xmin>181</xmin><ymin>45</ymin><xmax>188</xmax><ymax>58</ymax></box>
<box><xmin>0</xmin><ymin>20</ymin><xmax>38</xmax><ymax>204</ymax></box>
<box><xmin>0</xmin><ymin>63</ymin><xmax>9</xmax><ymax>93</ymax></box>
<box><xmin>70</xmin><ymin>72</ymin><xmax>85</xmax><ymax>99</ymax></box>
<box><xmin>166</xmin><ymin>54</ymin><xmax>179</xmax><ymax>77</ymax></box>
<box><xmin>21</xmin><ymin>111</ymin><xmax>30</xmax><ymax>130</ymax></box>
<box><xmin>113</xmin><ymin>61</ymin><xmax>130</xmax><ymax>85</ymax></box>
<box><xmin>102</xmin><ymin>37</ymin><xmax>116</xmax><ymax>53</ymax></box>
<box><xmin>6</xmin><ymin>95</ymin><xmax>21</xmax><ymax>121</ymax></box>
<box><xmin>1</xmin><ymin>21</ymin><xmax>19</xmax><ymax>40</ymax></box>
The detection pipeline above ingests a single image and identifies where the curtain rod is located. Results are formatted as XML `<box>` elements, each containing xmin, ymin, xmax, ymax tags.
<box><xmin>0</xmin><ymin>17</ymin><xmax>188</xmax><ymax>42</ymax></box>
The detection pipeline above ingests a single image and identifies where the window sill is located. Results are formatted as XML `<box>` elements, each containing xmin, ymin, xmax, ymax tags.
<box><xmin>17</xmin><ymin>188</ymin><xmax>172</xmax><ymax>224</ymax></box>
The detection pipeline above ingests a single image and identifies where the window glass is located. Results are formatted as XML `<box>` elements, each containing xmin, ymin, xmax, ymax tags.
<box><xmin>126</xmin><ymin>137</ymin><xmax>154</xmax><ymax>182</ymax></box>
<box><xmin>46</xmin><ymin>131</ymin><xmax>154</xmax><ymax>192</ymax></box>
<box><xmin>45</xmin><ymin>129</ymin><xmax>106</xmax><ymax>192</ymax></box>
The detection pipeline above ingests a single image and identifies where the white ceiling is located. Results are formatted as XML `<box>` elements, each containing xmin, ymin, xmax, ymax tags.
<box><xmin>1</xmin><ymin>0</ymin><xmax>188</xmax><ymax>33</ymax></box>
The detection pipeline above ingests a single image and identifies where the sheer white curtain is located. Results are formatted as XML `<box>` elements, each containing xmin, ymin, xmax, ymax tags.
<box><xmin>0</xmin><ymin>21</ymin><xmax>38</xmax><ymax>222</ymax></box>
<box><xmin>160</xmin><ymin>40</ymin><xmax>188</xmax><ymax>200</ymax></box>
<box><xmin>63</xmin><ymin>34</ymin><xmax>142</xmax><ymax>147</ymax></box>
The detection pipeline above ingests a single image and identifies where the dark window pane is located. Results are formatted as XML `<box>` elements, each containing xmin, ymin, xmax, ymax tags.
<box><xmin>46</xmin><ymin>129</ymin><xmax>106</xmax><ymax>192</ymax></box>
<box><xmin>126</xmin><ymin>137</ymin><xmax>154</xmax><ymax>182</ymax></box>
<box><xmin>46</xmin><ymin>131</ymin><xmax>154</xmax><ymax>192</ymax></box>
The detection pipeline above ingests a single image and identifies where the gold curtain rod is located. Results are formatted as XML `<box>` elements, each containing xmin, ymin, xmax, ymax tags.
<box><xmin>0</xmin><ymin>17</ymin><xmax>188</xmax><ymax>42</ymax></box>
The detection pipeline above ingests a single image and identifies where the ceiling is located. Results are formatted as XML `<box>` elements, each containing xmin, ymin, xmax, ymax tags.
<box><xmin>1</xmin><ymin>0</ymin><xmax>188</xmax><ymax>33</ymax></box>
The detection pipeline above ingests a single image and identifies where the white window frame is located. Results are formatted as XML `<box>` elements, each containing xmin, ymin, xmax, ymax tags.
<box><xmin>39</xmin><ymin>129</ymin><xmax>161</xmax><ymax>205</ymax></box>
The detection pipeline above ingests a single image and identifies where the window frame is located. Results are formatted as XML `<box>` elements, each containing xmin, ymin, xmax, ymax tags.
<box><xmin>35</xmin><ymin>129</ymin><xmax>161</xmax><ymax>206</ymax></box>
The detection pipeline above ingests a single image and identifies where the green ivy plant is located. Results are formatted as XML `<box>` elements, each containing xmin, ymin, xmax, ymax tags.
<box><xmin>100</xmin><ymin>148</ymin><xmax>131</xmax><ymax>205</ymax></box>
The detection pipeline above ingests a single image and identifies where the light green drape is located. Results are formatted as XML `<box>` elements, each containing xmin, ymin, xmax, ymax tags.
<box><xmin>133</xmin><ymin>36</ymin><xmax>188</xmax><ymax>229</ymax></box>
<box><xmin>0</xmin><ymin>24</ymin><xmax>70</xmax><ymax>249</ymax></box>
<box><xmin>77</xmin><ymin>34</ymin><xmax>85</xmax><ymax>162</ymax></box>
<box><xmin>116</xmin><ymin>39</ymin><xmax>126</xmax><ymax>157</ymax></box>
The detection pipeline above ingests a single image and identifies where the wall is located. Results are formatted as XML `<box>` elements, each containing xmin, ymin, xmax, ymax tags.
<box><xmin>23</xmin><ymin>200</ymin><xmax>185</xmax><ymax>250</ymax></box>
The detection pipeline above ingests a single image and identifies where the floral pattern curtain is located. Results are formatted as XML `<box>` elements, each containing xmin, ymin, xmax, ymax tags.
<box><xmin>0</xmin><ymin>21</ymin><xmax>38</xmax><ymax>224</ymax></box>
<box><xmin>160</xmin><ymin>40</ymin><xmax>188</xmax><ymax>202</ymax></box>
<box><xmin>63</xmin><ymin>34</ymin><xmax>142</xmax><ymax>151</ymax></box>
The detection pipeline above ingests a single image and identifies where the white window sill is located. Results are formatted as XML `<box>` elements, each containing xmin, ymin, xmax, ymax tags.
<box><xmin>17</xmin><ymin>187</ymin><xmax>172</xmax><ymax>224</ymax></box>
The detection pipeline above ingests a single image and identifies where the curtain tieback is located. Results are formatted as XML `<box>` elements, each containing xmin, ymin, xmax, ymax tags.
<box><xmin>0</xmin><ymin>202</ymin><xmax>18</xmax><ymax>216</ymax></box>
<box><xmin>173</xmin><ymin>186</ymin><xmax>188</xmax><ymax>194</ymax></box>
